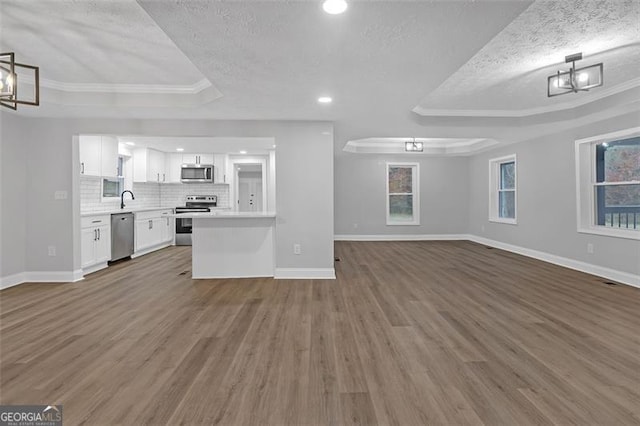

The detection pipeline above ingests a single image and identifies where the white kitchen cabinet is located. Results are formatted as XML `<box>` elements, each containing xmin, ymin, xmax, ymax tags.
<box><xmin>79</xmin><ymin>135</ymin><xmax>102</xmax><ymax>176</ymax></box>
<box><xmin>100</xmin><ymin>136</ymin><xmax>119</xmax><ymax>178</ymax></box>
<box><xmin>81</xmin><ymin>215</ymin><xmax>111</xmax><ymax>270</ymax></box>
<box><xmin>134</xmin><ymin>209</ymin><xmax>173</xmax><ymax>254</ymax></box>
<box><xmin>213</xmin><ymin>154</ymin><xmax>228</xmax><ymax>183</ymax></box>
<box><xmin>164</xmin><ymin>153</ymin><xmax>183</xmax><ymax>183</ymax></box>
<box><xmin>133</xmin><ymin>148</ymin><xmax>166</xmax><ymax>183</ymax></box>
<box><xmin>79</xmin><ymin>135</ymin><xmax>119</xmax><ymax>178</ymax></box>
<box><xmin>182</xmin><ymin>153</ymin><xmax>214</xmax><ymax>165</ymax></box>
<box><xmin>135</xmin><ymin>218</ymin><xmax>162</xmax><ymax>252</ymax></box>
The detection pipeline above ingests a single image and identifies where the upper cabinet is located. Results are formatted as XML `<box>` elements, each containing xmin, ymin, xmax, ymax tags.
<box><xmin>213</xmin><ymin>154</ymin><xmax>228</xmax><ymax>183</ymax></box>
<box><xmin>182</xmin><ymin>153</ymin><xmax>214</xmax><ymax>165</ymax></box>
<box><xmin>79</xmin><ymin>135</ymin><xmax>118</xmax><ymax>178</ymax></box>
<box><xmin>133</xmin><ymin>148</ymin><xmax>166</xmax><ymax>183</ymax></box>
<box><xmin>164</xmin><ymin>153</ymin><xmax>183</xmax><ymax>183</ymax></box>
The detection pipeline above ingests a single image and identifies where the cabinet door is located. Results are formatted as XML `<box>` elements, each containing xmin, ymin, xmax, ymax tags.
<box><xmin>132</xmin><ymin>148</ymin><xmax>148</xmax><ymax>183</ymax></box>
<box><xmin>198</xmin><ymin>153</ymin><xmax>214</xmax><ymax>164</ymax></box>
<box><xmin>147</xmin><ymin>149</ymin><xmax>166</xmax><ymax>182</ymax></box>
<box><xmin>160</xmin><ymin>215</ymin><xmax>173</xmax><ymax>242</ymax></box>
<box><xmin>135</xmin><ymin>219</ymin><xmax>154</xmax><ymax>251</ymax></box>
<box><xmin>213</xmin><ymin>154</ymin><xmax>227</xmax><ymax>183</ymax></box>
<box><xmin>95</xmin><ymin>225</ymin><xmax>111</xmax><ymax>263</ymax></box>
<box><xmin>152</xmin><ymin>218</ymin><xmax>164</xmax><ymax>245</ymax></box>
<box><xmin>164</xmin><ymin>153</ymin><xmax>183</xmax><ymax>183</ymax></box>
<box><xmin>182</xmin><ymin>153</ymin><xmax>198</xmax><ymax>164</ymax></box>
<box><xmin>79</xmin><ymin>135</ymin><xmax>102</xmax><ymax>176</ymax></box>
<box><xmin>100</xmin><ymin>136</ymin><xmax>119</xmax><ymax>178</ymax></box>
<box><xmin>81</xmin><ymin>227</ymin><xmax>97</xmax><ymax>268</ymax></box>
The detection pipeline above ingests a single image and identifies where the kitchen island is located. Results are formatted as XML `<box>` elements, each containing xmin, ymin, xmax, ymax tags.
<box><xmin>172</xmin><ymin>211</ymin><xmax>276</xmax><ymax>279</ymax></box>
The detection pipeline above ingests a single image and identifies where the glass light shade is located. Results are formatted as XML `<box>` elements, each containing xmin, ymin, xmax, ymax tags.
<box><xmin>0</xmin><ymin>52</ymin><xmax>15</xmax><ymax>98</ymax></box>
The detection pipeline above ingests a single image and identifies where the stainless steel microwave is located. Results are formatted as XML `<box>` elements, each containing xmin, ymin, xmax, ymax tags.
<box><xmin>181</xmin><ymin>164</ymin><xmax>214</xmax><ymax>183</ymax></box>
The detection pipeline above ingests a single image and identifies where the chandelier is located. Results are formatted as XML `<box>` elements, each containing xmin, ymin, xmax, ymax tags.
<box><xmin>547</xmin><ymin>52</ymin><xmax>603</xmax><ymax>97</ymax></box>
<box><xmin>0</xmin><ymin>52</ymin><xmax>40</xmax><ymax>110</ymax></box>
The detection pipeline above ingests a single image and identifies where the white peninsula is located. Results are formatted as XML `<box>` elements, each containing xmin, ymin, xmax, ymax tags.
<box><xmin>175</xmin><ymin>211</ymin><xmax>277</xmax><ymax>279</ymax></box>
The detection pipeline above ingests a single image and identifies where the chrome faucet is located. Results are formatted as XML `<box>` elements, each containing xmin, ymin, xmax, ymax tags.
<box><xmin>121</xmin><ymin>190</ymin><xmax>135</xmax><ymax>209</ymax></box>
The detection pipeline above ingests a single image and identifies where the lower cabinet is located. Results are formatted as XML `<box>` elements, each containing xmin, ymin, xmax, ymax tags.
<box><xmin>81</xmin><ymin>215</ymin><xmax>111</xmax><ymax>269</ymax></box>
<box><xmin>134</xmin><ymin>209</ymin><xmax>173</xmax><ymax>253</ymax></box>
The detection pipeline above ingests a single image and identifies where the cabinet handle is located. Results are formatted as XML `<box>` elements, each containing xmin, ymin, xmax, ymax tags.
<box><xmin>157</xmin><ymin>173</ymin><xmax>160</xmax><ymax>182</ymax></box>
<box><xmin>163</xmin><ymin>173</ymin><xmax>165</xmax><ymax>182</ymax></box>
<box><xmin>149</xmin><ymin>220</ymin><xmax>153</xmax><ymax>229</ymax></box>
<box><xmin>97</xmin><ymin>228</ymin><xmax>100</xmax><ymax>240</ymax></box>
<box><xmin>94</xmin><ymin>229</ymin><xmax>97</xmax><ymax>241</ymax></box>
<box><xmin>81</xmin><ymin>162</ymin><xmax>85</xmax><ymax>174</ymax></box>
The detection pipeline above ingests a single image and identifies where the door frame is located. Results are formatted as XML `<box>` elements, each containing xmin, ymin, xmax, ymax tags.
<box><xmin>230</xmin><ymin>158</ymin><xmax>267</xmax><ymax>212</ymax></box>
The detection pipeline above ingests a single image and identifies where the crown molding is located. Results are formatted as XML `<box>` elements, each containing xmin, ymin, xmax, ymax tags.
<box><xmin>39</xmin><ymin>78</ymin><xmax>213</xmax><ymax>95</ymax></box>
<box><xmin>413</xmin><ymin>77</ymin><xmax>640</xmax><ymax>118</ymax></box>
<box><xmin>343</xmin><ymin>137</ymin><xmax>498</xmax><ymax>156</ymax></box>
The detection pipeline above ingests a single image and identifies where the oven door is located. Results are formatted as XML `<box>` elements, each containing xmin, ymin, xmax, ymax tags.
<box><xmin>175</xmin><ymin>208</ymin><xmax>209</xmax><ymax>245</ymax></box>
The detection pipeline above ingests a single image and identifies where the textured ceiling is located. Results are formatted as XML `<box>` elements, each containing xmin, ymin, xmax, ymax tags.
<box><xmin>414</xmin><ymin>0</ymin><xmax>640</xmax><ymax>116</ymax></box>
<box><xmin>4</xmin><ymin>0</ymin><xmax>638</xmax><ymax>151</ymax></box>
<box><xmin>135</xmin><ymin>0</ymin><xmax>530</xmax><ymax>120</ymax></box>
<box><xmin>0</xmin><ymin>0</ymin><xmax>206</xmax><ymax>86</ymax></box>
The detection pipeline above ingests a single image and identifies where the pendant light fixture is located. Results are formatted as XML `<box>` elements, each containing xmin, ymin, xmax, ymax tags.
<box><xmin>405</xmin><ymin>138</ymin><xmax>423</xmax><ymax>152</ymax></box>
<box><xmin>547</xmin><ymin>52</ymin><xmax>603</xmax><ymax>97</ymax></box>
<box><xmin>0</xmin><ymin>52</ymin><xmax>40</xmax><ymax>110</ymax></box>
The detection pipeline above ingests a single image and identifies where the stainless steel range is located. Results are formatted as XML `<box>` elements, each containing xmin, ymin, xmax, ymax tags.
<box><xmin>175</xmin><ymin>195</ymin><xmax>217</xmax><ymax>245</ymax></box>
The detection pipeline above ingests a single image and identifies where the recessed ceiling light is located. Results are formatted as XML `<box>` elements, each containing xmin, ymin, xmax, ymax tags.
<box><xmin>125</xmin><ymin>142</ymin><xmax>135</xmax><ymax>146</ymax></box>
<box><xmin>272</xmin><ymin>144</ymin><xmax>276</xmax><ymax>148</ymax></box>
<box><xmin>323</xmin><ymin>0</ymin><xmax>347</xmax><ymax>14</ymax></box>
<box><xmin>318</xmin><ymin>96</ymin><xmax>332</xmax><ymax>104</ymax></box>
<box><xmin>240</xmin><ymin>150</ymin><xmax>247</xmax><ymax>154</ymax></box>
<box><xmin>176</xmin><ymin>148</ymin><xmax>184</xmax><ymax>152</ymax></box>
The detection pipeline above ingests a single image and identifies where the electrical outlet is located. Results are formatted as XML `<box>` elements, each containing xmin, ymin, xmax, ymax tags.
<box><xmin>54</xmin><ymin>190</ymin><xmax>68</xmax><ymax>200</ymax></box>
<box><xmin>48</xmin><ymin>246</ymin><xmax>56</xmax><ymax>256</ymax></box>
<box><xmin>293</xmin><ymin>244</ymin><xmax>301</xmax><ymax>255</ymax></box>
<box><xmin>587</xmin><ymin>243</ymin><xmax>594</xmax><ymax>254</ymax></box>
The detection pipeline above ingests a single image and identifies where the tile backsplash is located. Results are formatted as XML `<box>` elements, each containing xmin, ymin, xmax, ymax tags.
<box><xmin>80</xmin><ymin>176</ymin><xmax>230</xmax><ymax>213</ymax></box>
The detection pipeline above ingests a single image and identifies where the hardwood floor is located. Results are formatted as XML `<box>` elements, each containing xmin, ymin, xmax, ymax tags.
<box><xmin>1</xmin><ymin>241</ymin><xmax>639</xmax><ymax>425</ymax></box>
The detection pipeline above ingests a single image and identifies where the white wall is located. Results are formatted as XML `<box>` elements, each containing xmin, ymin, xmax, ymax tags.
<box><xmin>1</xmin><ymin>116</ymin><xmax>334</xmax><ymax>282</ymax></box>
<box><xmin>468</xmin><ymin>111</ymin><xmax>640</xmax><ymax>277</ymax></box>
<box><xmin>0</xmin><ymin>112</ymin><xmax>27</xmax><ymax>279</ymax></box>
<box><xmin>334</xmin><ymin>153</ymin><xmax>470</xmax><ymax>236</ymax></box>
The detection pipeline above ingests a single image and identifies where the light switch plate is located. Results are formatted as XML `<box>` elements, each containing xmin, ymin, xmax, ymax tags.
<box><xmin>54</xmin><ymin>190</ymin><xmax>68</xmax><ymax>200</ymax></box>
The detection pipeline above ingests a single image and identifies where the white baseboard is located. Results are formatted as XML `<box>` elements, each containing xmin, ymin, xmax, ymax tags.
<box><xmin>467</xmin><ymin>235</ymin><xmax>640</xmax><ymax>289</ymax></box>
<box><xmin>275</xmin><ymin>268</ymin><xmax>336</xmax><ymax>280</ymax></box>
<box><xmin>1</xmin><ymin>269</ymin><xmax>84</xmax><ymax>290</ymax></box>
<box><xmin>0</xmin><ymin>272</ymin><xmax>27</xmax><ymax>290</ymax></box>
<box><xmin>334</xmin><ymin>234</ymin><xmax>471</xmax><ymax>241</ymax></box>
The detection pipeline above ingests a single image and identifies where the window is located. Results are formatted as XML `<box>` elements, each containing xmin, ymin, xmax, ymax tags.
<box><xmin>576</xmin><ymin>128</ymin><xmax>640</xmax><ymax>239</ymax></box>
<box><xmin>102</xmin><ymin>156</ymin><xmax>124</xmax><ymax>199</ymax></box>
<box><xmin>489</xmin><ymin>155</ymin><xmax>517</xmax><ymax>224</ymax></box>
<box><xmin>386</xmin><ymin>162</ymin><xmax>419</xmax><ymax>225</ymax></box>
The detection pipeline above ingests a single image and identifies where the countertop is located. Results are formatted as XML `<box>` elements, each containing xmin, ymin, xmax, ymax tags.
<box><xmin>81</xmin><ymin>206</ymin><xmax>231</xmax><ymax>217</ymax></box>
<box><xmin>170</xmin><ymin>211</ymin><xmax>276</xmax><ymax>219</ymax></box>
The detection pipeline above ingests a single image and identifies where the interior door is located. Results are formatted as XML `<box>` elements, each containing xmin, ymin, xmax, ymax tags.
<box><xmin>238</xmin><ymin>172</ymin><xmax>262</xmax><ymax>212</ymax></box>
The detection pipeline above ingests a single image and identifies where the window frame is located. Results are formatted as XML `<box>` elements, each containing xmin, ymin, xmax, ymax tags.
<box><xmin>489</xmin><ymin>154</ymin><xmax>517</xmax><ymax>225</ymax></box>
<box><xmin>386</xmin><ymin>162</ymin><xmax>420</xmax><ymax>226</ymax></box>
<box><xmin>575</xmin><ymin>127</ymin><xmax>640</xmax><ymax>240</ymax></box>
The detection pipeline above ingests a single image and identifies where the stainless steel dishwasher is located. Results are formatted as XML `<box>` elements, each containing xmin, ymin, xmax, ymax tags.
<box><xmin>111</xmin><ymin>213</ymin><xmax>134</xmax><ymax>262</ymax></box>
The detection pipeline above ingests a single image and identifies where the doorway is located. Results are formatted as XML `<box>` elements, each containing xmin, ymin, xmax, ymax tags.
<box><xmin>236</xmin><ymin>164</ymin><xmax>263</xmax><ymax>212</ymax></box>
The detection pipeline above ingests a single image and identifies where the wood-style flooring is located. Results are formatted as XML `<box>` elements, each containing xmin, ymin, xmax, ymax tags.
<box><xmin>1</xmin><ymin>241</ymin><xmax>639</xmax><ymax>425</ymax></box>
